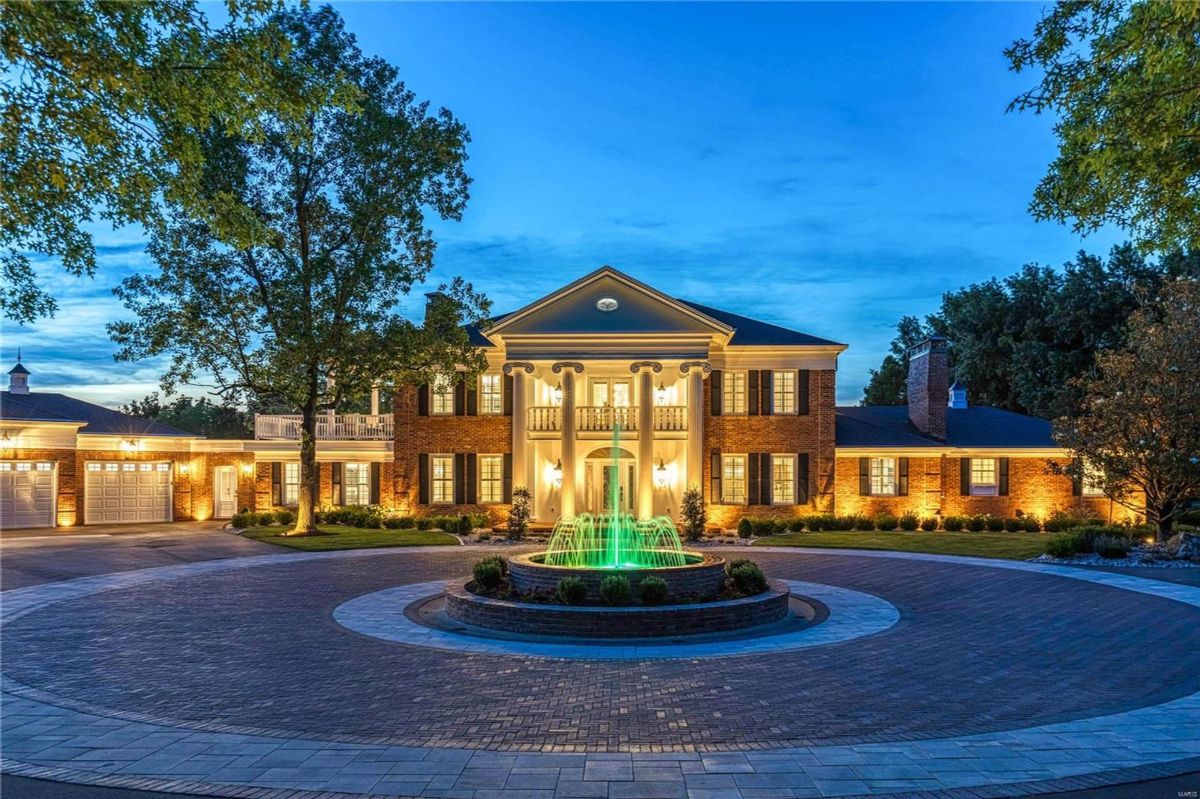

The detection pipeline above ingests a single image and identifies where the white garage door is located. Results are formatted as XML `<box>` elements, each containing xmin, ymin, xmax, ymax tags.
<box><xmin>84</xmin><ymin>461</ymin><xmax>173</xmax><ymax>525</ymax></box>
<box><xmin>0</xmin><ymin>461</ymin><xmax>56</xmax><ymax>529</ymax></box>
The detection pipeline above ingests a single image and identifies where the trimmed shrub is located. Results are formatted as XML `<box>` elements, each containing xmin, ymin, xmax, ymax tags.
<box><xmin>943</xmin><ymin>516</ymin><xmax>965</xmax><ymax>532</ymax></box>
<box><xmin>680</xmin><ymin>486</ymin><xmax>707</xmax><ymax>542</ymax></box>
<box><xmin>638</xmin><ymin>576</ymin><xmax>669</xmax><ymax>606</ymax></box>
<box><xmin>787</xmin><ymin>517</ymin><xmax>806</xmax><ymax>533</ymax></box>
<box><xmin>230</xmin><ymin>511</ymin><xmax>253</xmax><ymax>529</ymax></box>
<box><xmin>834</xmin><ymin>514</ymin><xmax>861</xmax><ymax>531</ymax></box>
<box><xmin>381</xmin><ymin>515</ymin><xmax>409</xmax><ymax>529</ymax></box>
<box><xmin>1094</xmin><ymin>535</ymin><xmax>1131</xmax><ymax>559</ymax></box>
<box><xmin>477</xmin><ymin>554</ymin><xmax>508</xmax><ymax>576</ymax></box>
<box><xmin>727</xmin><ymin>559</ymin><xmax>769</xmax><ymax>595</ymax></box>
<box><xmin>1003</xmin><ymin>518</ymin><xmax>1024</xmax><ymax>532</ymax></box>
<box><xmin>508</xmin><ymin>487</ymin><xmax>532</xmax><ymax>540</ymax></box>
<box><xmin>919</xmin><ymin>516</ymin><xmax>938</xmax><ymax>532</ymax></box>
<box><xmin>966</xmin><ymin>515</ymin><xmax>987</xmax><ymax>532</ymax></box>
<box><xmin>599</xmin><ymin>574</ymin><xmax>631</xmax><ymax>606</ymax></box>
<box><xmin>737</xmin><ymin>517</ymin><xmax>754</xmax><ymax>538</ymax></box>
<box><xmin>803</xmin><ymin>514</ymin><xmax>831</xmax><ymax>531</ymax></box>
<box><xmin>472</xmin><ymin>560</ymin><xmax>502</xmax><ymax>590</ymax></box>
<box><xmin>1044</xmin><ymin>511</ymin><xmax>1101</xmax><ymax>533</ymax></box>
<box><xmin>751</xmin><ymin>517</ymin><xmax>777</xmax><ymax>537</ymax></box>
<box><xmin>898</xmin><ymin>513</ymin><xmax>920</xmax><ymax>531</ymax></box>
<box><xmin>873</xmin><ymin>513</ymin><xmax>899</xmax><ymax>532</ymax></box>
<box><xmin>273</xmin><ymin>508</ymin><xmax>295</xmax><ymax>526</ymax></box>
<box><xmin>415</xmin><ymin>517</ymin><xmax>433</xmax><ymax>530</ymax></box>
<box><xmin>257</xmin><ymin>511</ymin><xmax>275</xmax><ymax>526</ymax></box>
<box><xmin>1022</xmin><ymin>516</ymin><xmax>1042</xmax><ymax>533</ymax></box>
<box><xmin>555</xmin><ymin>576</ymin><xmax>587</xmax><ymax>605</ymax></box>
<box><xmin>458</xmin><ymin>514</ymin><xmax>473</xmax><ymax>535</ymax></box>
<box><xmin>1045</xmin><ymin>531</ymin><xmax>1086</xmax><ymax>558</ymax></box>
<box><xmin>985</xmin><ymin>516</ymin><xmax>1005</xmax><ymax>532</ymax></box>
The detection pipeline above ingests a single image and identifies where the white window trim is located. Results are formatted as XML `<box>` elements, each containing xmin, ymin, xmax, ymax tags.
<box><xmin>721</xmin><ymin>453</ymin><xmax>748</xmax><ymax>505</ymax></box>
<box><xmin>772</xmin><ymin>371</ymin><xmax>796</xmax><ymax>415</ymax></box>
<box><xmin>430</xmin><ymin>454</ymin><xmax>455</xmax><ymax>505</ymax></box>
<box><xmin>771</xmin><ymin>453</ymin><xmax>795</xmax><ymax>505</ymax></box>
<box><xmin>479</xmin><ymin>373</ymin><xmax>503</xmax><ymax>415</ymax></box>
<box><xmin>282</xmin><ymin>462</ymin><xmax>301</xmax><ymax>506</ymax></box>
<box><xmin>431</xmin><ymin>374</ymin><xmax>455</xmax><ymax>416</ymax></box>
<box><xmin>870</xmin><ymin>457</ymin><xmax>897</xmax><ymax>497</ymax></box>
<box><xmin>969</xmin><ymin>458</ymin><xmax>998</xmax><ymax>497</ymax></box>
<box><xmin>478</xmin><ymin>454</ymin><xmax>503</xmax><ymax>504</ymax></box>
<box><xmin>343</xmin><ymin>462</ymin><xmax>371</xmax><ymax>506</ymax></box>
<box><xmin>723</xmin><ymin>371</ymin><xmax>748</xmax><ymax>415</ymax></box>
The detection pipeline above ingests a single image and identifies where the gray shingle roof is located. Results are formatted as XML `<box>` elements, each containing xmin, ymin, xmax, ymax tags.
<box><xmin>0</xmin><ymin>392</ymin><xmax>193</xmax><ymax>437</ymax></box>
<box><xmin>836</xmin><ymin>405</ymin><xmax>1057</xmax><ymax>449</ymax></box>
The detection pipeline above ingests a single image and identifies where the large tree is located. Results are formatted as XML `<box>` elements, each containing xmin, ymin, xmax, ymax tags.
<box><xmin>1</xmin><ymin>0</ymin><xmax>310</xmax><ymax>321</ymax></box>
<box><xmin>1007</xmin><ymin>1</ymin><xmax>1200</xmax><ymax>253</ymax></box>
<box><xmin>123</xmin><ymin>392</ymin><xmax>253</xmax><ymax>439</ymax></box>
<box><xmin>1053</xmin><ymin>279</ymin><xmax>1200</xmax><ymax>540</ymax></box>
<box><xmin>111</xmin><ymin>6</ymin><xmax>488</xmax><ymax>535</ymax></box>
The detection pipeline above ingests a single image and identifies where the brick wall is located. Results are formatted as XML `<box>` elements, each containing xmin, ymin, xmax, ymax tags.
<box><xmin>252</xmin><ymin>461</ymin><xmax>396</xmax><ymax>513</ymax></box>
<box><xmin>703</xmin><ymin>369</ymin><xmax>837</xmax><ymax>529</ymax></box>
<box><xmin>393</xmin><ymin>386</ymin><xmax>513</xmax><ymax>524</ymax></box>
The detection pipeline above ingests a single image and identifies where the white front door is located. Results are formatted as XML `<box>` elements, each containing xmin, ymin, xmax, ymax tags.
<box><xmin>214</xmin><ymin>466</ymin><xmax>237</xmax><ymax>518</ymax></box>
<box><xmin>0</xmin><ymin>461</ymin><xmax>56</xmax><ymax>529</ymax></box>
<box><xmin>84</xmin><ymin>461</ymin><xmax>173</xmax><ymax>525</ymax></box>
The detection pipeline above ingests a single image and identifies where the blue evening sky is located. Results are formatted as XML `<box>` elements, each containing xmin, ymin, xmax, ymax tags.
<box><xmin>3</xmin><ymin>2</ymin><xmax>1121</xmax><ymax>407</ymax></box>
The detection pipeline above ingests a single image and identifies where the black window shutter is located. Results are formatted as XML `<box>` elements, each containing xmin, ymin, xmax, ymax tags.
<box><xmin>711</xmin><ymin>449</ymin><xmax>722</xmax><ymax>503</ymax></box>
<box><xmin>998</xmin><ymin>458</ymin><xmax>1010</xmax><ymax>496</ymax></box>
<box><xmin>960</xmin><ymin>458</ymin><xmax>971</xmax><ymax>496</ymax></box>
<box><xmin>454</xmin><ymin>381</ymin><xmax>466</xmax><ymax>416</ymax></box>
<box><xmin>370</xmin><ymin>462</ymin><xmax>381</xmax><ymax>505</ymax></box>
<box><xmin>747</xmin><ymin>370</ymin><xmax>760</xmax><ymax>416</ymax></box>
<box><xmin>417</xmin><ymin>384</ymin><xmax>429</xmax><ymax>416</ymax></box>
<box><xmin>759</xmin><ymin>453</ymin><xmax>772</xmax><ymax>505</ymax></box>
<box><xmin>1071</xmin><ymin>457</ymin><xmax>1083</xmax><ymax>496</ymax></box>
<box><xmin>466</xmin><ymin>378</ymin><xmax>478</xmax><ymax>416</ymax></box>
<box><xmin>761</xmin><ymin>371</ymin><xmax>774</xmax><ymax>415</ymax></box>
<box><xmin>858</xmin><ymin>457</ymin><xmax>870</xmax><ymax>495</ymax></box>
<box><xmin>502</xmin><ymin>453</ymin><xmax>513</xmax><ymax>502</ymax></box>
<box><xmin>454</xmin><ymin>453</ymin><xmax>466</xmax><ymax>504</ymax></box>
<box><xmin>798</xmin><ymin>370</ymin><xmax>810</xmax><ymax>415</ymax></box>
<box><xmin>897</xmin><ymin>457</ymin><xmax>909</xmax><ymax>497</ymax></box>
<box><xmin>271</xmin><ymin>462</ymin><xmax>282</xmax><ymax>505</ymax></box>
<box><xmin>466</xmin><ymin>454</ymin><xmax>478</xmax><ymax>504</ymax></box>
<box><xmin>796</xmin><ymin>453</ymin><xmax>809</xmax><ymax>504</ymax></box>
<box><xmin>710</xmin><ymin>371</ymin><xmax>722</xmax><ymax>416</ymax></box>
<box><xmin>747</xmin><ymin>452</ymin><xmax>760</xmax><ymax>505</ymax></box>
<box><xmin>332</xmin><ymin>462</ymin><xmax>343</xmax><ymax>505</ymax></box>
<box><xmin>418</xmin><ymin>454</ymin><xmax>430</xmax><ymax>504</ymax></box>
<box><xmin>503</xmin><ymin>374</ymin><xmax>514</xmax><ymax>416</ymax></box>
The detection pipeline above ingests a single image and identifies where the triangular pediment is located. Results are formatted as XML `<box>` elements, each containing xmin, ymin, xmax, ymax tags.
<box><xmin>487</xmin><ymin>266</ymin><xmax>732</xmax><ymax>339</ymax></box>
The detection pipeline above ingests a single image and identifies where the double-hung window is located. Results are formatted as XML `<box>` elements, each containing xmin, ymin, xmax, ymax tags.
<box><xmin>479</xmin><ymin>455</ymin><xmax>503</xmax><ymax>503</ymax></box>
<box><xmin>772</xmin><ymin>371</ymin><xmax>795</xmax><ymax>414</ymax></box>
<box><xmin>723</xmin><ymin>371</ymin><xmax>747</xmax><ymax>415</ymax></box>
<box><xmin>431</xmin><ymin>455</ymin><xmax>454</xmax><ymax>504</ymax></box>
<box><xmin>431</xmin><ymin>373</ymin><xmax>454</xmax><ymax>415</ymax></box>
<box><xmin>480</xmin><ymin>373</ymin><xmax>502</xmax><ymax>415</ymax></box>
<box><xmin>282</xmin><ymin>463</ymin><xmax>300</xmax><ymax>506</ymax></box>
<box><xmin>344</xmin><ymin>463</ymin><xmax>371</xmax><ymax>506</ymax></box>
<box><xmin>969</xmin><ymin>458</ymin><xmax>998</xmax><ymax>496</ymax></box>
<box><xmin>721</xmin><ymin>455</ymin><xmax>747</xmax><ymax>504</ymax></box>
<box><xmin>870</xmin><ymin>457</ymin><xmax>897</xmax><ymax>496</ymax></box>
<box><xmin>772</xmin><ymin>454</ymin><xmax>795</xmax><ymax>504</ymax></box>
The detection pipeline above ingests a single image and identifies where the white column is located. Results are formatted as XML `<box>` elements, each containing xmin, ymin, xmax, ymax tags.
<box><xmin>559</xmin><ymin>367</ymin><xmax>578</xmax><ymax>519</ymax></box>
<box><xmin>685</xmin><ymin>364</ymin><xmax>708</xmax><ymax>491</ymax></box>
<box><xmin>637</xmin><ymin>368</ymin><xmax>655</xmax><ymax>519</ymax></box>
<box><xmin>510</xmin><ymin>370</ymin><xmax>527</xmax><ymax>492</ymax></box>
<box><xmin>370</xmin><ymin>386</ymin><xmax>380</xmax><ymax>416</ymax></box>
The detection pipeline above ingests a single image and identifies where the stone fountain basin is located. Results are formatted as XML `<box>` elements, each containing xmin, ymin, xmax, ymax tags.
<box><xmin>508</xmin><ymin>551</ymin><xmax>727</xmax><ymax>601</ymax></box>
<box><xmin>445</xmin><ymin>576</ymin><xmax>791</xmax><ymax>638</ymax></box>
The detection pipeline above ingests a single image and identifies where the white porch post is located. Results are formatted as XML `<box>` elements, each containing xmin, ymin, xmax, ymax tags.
<box><xmin>632</xmin><ymin>362</ymin><xmax>660</xmax><ymax>520</ymax></box>
<box><xmin>682</xmin><ymin>361</ymin><xmax>711</xmax><ymax>492</ymax></box>
<box><xmin>504</xmin><ymin>363</ymin><xmax>534</xmax><ymax>497</ymax></box>
<box><xmin>369</xmin><ymin>385</ymin><xmax>380</xmax><ymax>416</ymax></box>
<box><xmin>554</xmin><ymin>362</ymin><xmax>583</xmax><ymax>519</ymax></box>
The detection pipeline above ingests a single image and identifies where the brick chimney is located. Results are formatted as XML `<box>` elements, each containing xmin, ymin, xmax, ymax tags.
<box><xmin>907</xmin><ymin>337</ymin><xmax>948</xmax><ymax>440</ymax></box>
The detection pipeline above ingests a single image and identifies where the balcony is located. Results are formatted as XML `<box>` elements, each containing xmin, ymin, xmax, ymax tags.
<box><xmin>254</xmin><ymin>413</ymin><xmax>394</xmax><ymax>440</ymax></box>
<box><xmin>578</xmin><ymin>406</ymin><xmax>638</xmax><ymax>432</ymax></box>
<box><xmin>527</xmin><ymin>406</ymin><xmax>561</xmax><ymax>433</ymax></box>
<box><xmin>653</xmin><ymin>405</ymin><xmax>688</xmax><ymax>432</ymax></box>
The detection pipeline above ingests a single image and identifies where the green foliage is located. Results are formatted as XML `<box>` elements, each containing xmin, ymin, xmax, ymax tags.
<box><xmin>1181</xmin><ymin>510</ymin><xmax>1200</xmax><ymax>527</ymax></box>
<box><xmin>106</xmin><ymin>7</ymin><xmax>487</xmax><ymax>535</ymax></box>
<box><xmin>599</xmin><ymin>574</ymin><xmax>631</xmax><ymax>606</ymax></box>
<box><xmin>943</xmin><ymin>516</ymin><xmax>965</xmax><ymax>532</ymax></box>
<box><xmin>873</xmin><ymin>513</ymin><xmax>899</xmax><ymax>532</ymax></box>
<box><xmin>727</xmin><ymin>559</ymin><xmax>769</xmax><ymax>595</ymax></box>
<box><xmin>472</xmin><ymin>559</ymin><xmax>502</xmax><ymax>590</ymax></box>
<box><xmin>1045</xmin><ymin>531</ymin><xmax>1085</xmax><ymax>558</ymax></box>
<box><xmin>737</xmin><ymin>517</ymin><xmax>753</xmax><ymax>539</ymax></box>
<box><xmin>414</xmin><ymin>517</ymin><xmax>433</xmax><ymax>531</ymax></box>
<box><xmin>273</xmin><ymin>508</ymin><xmax>295</xmax><ymax>526</ymax></box>
<box><xmin>122</xmin><ymin>393</ymin><xmax>252</xmax><ymax>438</ymax></box>
<box><xmin>788</xmin><ymin>517</ymin><xmax>806</xmax><ymax>533</ymax></box>
<box><xmin>862</xmin><ymin>315</ymin><xmax>948</xmax><ymax>405</ymax></box>
<box><xmin>751</xmin><ymin>517</ymin><xmax>777</xmax><ymax>537</ymax></box>
<box><xmin>638</xmin><ymin>576</ymin><xmax>669</xmax><ymax>606</ymax></box>
<box><xmin>898</xmin><ymin>513</ymin><xmax>920</xmax><ymax>531</ymax></box>
<box><xmin>1003</xmin><ymin>518</ymin><xmax>1025</xmax><ymax>533</ymax></box>
<box><xmin>457</xmin><ymin>514</ymin><xmax>473</xmax><ymax>535</ymax></box>
<box><xmin>1093</xmin><ymin>535</ymin><xmax>1131</xmax><ymax>559</ymax></box>
<box><xmin>984</xmin><ymin>516</ymin><xmax>1005</xmax><ymax>532</ymax></box>
<box><xmin>231</xmin><ymin>511</ymin><xmax>254</xmax><ymax>529</ymax></box>
<box><xmin>919</xmin><ymin>516</ymin><xmax>938</xmax><ymax>532</ymax></box>
<box><xmin>680</xmin><ymin>485</ymin><xmax>707</xmax><ymax>541</ymax></box>
<box><xmin>257</xmin><ymin>511</ymin><xmax>275</xmax><ymax>526</ymax></box>
<box><xmin>1007</xmin><ymin>1</ymin><xmax>1200</xmax><ymax>253</ymax></box>
<box><xmin>555</xmin><ymin>576</ymin><xmax>587</xmax><ymax>606</ymax></box>
<box><xmin>1045</xmin><ymin>524</ymin><xmax>1140</xmax><ymax>557</ymax></box>
<box><xmin>476</xmin><ymin>554</ymin><xmax>508</xmax><ymax>576</ymax></box>
<box><xmin>966</xmin><ymin>515</ymin><xmax>987</xmax><ymax>532</ymax></box>
<box><xmin>1043</xmin><ymin>511</ymin><xmax>1099</xmax><ymax>533</ymax></box>
<box><xmin>508</xmin><ymin>487</ymin><xmax>532</xmax><ymax>540</ymax></box>
<box><xmin>841</xmin><ymin>514</ymin><xmax>869</xmax><ymax>531</ymax></box>
<box><xmin>381</xmin><ymin>515</ymin><xmax>414</xmax><ymax>529</ymax></box>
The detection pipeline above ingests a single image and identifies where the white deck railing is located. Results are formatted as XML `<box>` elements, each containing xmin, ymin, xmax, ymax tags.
<box><xmin>254</xmin><ymin>413</ymin><xmax>394</xmax><ymax>440</ymax></box>
<box><xmin>578</xmin><ymin>406</ymin><xmax>639</xmax><ymax>432</ymax></box>
<box><xmin>652</xmin><ymin>406</ymin><xmax>688</xmax><ymax>431</ymax></box>
<box><xmin>527</xmin><ymin>406</ymin><xmax>561</xmax><ymax>432</ymax></box>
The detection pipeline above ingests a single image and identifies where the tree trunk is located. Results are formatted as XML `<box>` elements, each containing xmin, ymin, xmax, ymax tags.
<box><xmin>1155</xmin><ymin>500</ymin><xmax>1175</xmax><ymax>542</ymax></box>
<box><xmin>291</xmin><ymin>408</ymin><xmax>320</xmax><ymax>536</ymax></box>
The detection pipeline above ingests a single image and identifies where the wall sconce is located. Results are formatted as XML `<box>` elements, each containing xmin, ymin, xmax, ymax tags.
<box><xmin>240</xmin><ymin>462</ymin><xmax>255</xmax><ymax>476</ymax></box>
<box><xmin>176</xmin><ymin>462</ymin><xmax>189</xmax><ymax>475</ymax></box>
<box><xmin>655</xmin><ymin>381</ymin><xmax>667</xmax><ymax>406</ymax></box>
<box><xmin>655</xmin><ymin>457</ymin><xmax>668</xmax><ymax>488</ymax></box>
<box><xmin>552</xmin><ymin>382</ymin><xmax>563</xmax><ymax>406</ymax></box>
<box><xmin>552</xmin><ymin>458</ymin><xmax>563</xmax><ymax>488</ymax></box>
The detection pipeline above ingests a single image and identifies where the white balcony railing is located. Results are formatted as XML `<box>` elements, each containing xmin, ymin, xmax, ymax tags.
<box><xmin>254</xmin><ymin>413</ymin><xmax>394</xmax><ymax>440</ymax></box>
<box><xmin>653</xmin><ymin>406</ymin><xmax>688</xmax><ymax>431</ymax></box>
<box><xmin>578</xmin><ymin>406</ymin><xmax>638</xmax><ymax>432</ymax></box>
<box><xmin>527</xmin><ymin>406</ymin><xmax>561</xmax><ymax>432</ymax></box>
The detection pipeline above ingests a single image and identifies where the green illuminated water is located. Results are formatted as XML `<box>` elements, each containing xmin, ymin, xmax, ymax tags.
<box><xmin>543</xmin><ymin>424</ymin><xmax>687</xmax><ymax>570</ymax></box>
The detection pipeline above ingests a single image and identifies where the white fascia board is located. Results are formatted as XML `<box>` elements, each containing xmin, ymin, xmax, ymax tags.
<box><xmin>714</xmin><ymin>345</ymin><xmax>846</xmax><ymax>371</ymax></box>
<box><xmin>78</xmin><ymin>433</ymin><xmax>197</xmax><ymax>452</ymax></box>
<box><xmin>835</xmin><ymin>447</ymin><xmax>1070</xmax><ymax>458</ymax></box>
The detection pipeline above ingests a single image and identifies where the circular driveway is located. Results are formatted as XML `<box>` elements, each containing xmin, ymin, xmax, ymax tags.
<box><xmin>2</xmin><ymin>545</ymin><xmax>1199</xmax><ymax>798</ymax></box>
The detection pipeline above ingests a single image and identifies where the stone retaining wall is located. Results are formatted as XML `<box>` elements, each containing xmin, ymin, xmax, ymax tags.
<box><xmin>508</xmin><ymin>552</ymin><xmax>727</xmax><ymax>601</ymax></box>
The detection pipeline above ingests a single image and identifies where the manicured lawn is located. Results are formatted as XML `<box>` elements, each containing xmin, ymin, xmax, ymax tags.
<box><xmin>752</xmin><ymin>530</ymin><xmax>1048</xmax><ymax>561</ymax></box>
<box><xmin>241</xmin><ymin>525</ymin><xmax>458</xmax><ymax>551</ymax></box>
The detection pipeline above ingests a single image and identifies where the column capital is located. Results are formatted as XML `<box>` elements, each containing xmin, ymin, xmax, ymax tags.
<box><xmin>502</xmin><ymin>361</ymin><xmax>536</xmax><ymax>375</ymax></box>
<box><xmin>629</xmin><ymin>361</ymin><xmax>663</xmax><ymax>374</ymax></box>
<box><xmin>551</xmin><ymin>361</ymin><xmax>584</xmax><ymax>374</ymax></box>
<box><xmin>679</xmin><ymin>360</ymin><xmax>713</xmax><ymax>377</ymax></box>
